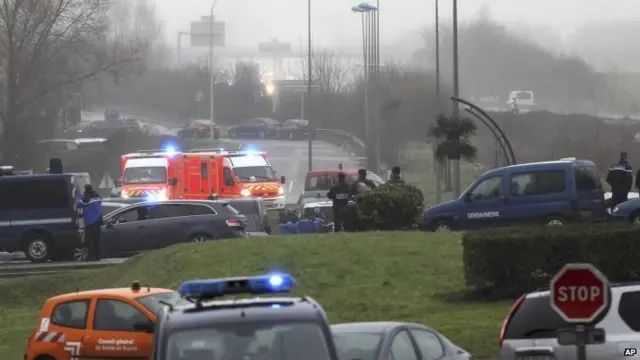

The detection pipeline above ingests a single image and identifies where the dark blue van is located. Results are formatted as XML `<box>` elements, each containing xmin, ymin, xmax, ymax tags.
<box><xmin>421</xmin><ymin>159</ymin><xmax>607</xmax><ymax>231</ymax></box>
<box><xmin>0</xmin><ymin>174</ymin><xmax>81</xmax><ymax>262</ymax></box>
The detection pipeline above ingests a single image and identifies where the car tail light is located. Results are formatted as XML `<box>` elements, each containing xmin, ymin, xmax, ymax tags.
<box><xmin>499</xmin><ymin>293</ymin><xmax>526</xmax><ymax>346</ymax></box>
<box><xmin>226</xmin><ymin>218</ymin><xmax>245</xmax><ymax>227</ymax></box>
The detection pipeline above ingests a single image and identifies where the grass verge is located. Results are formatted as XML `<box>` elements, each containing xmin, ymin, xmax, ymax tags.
<box><xmin>0</xmin><ymin>232</ymin><xmax>510</xmax><ymax>360</ymax></box>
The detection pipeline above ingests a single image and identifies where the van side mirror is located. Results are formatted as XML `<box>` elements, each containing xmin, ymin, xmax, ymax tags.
<box><xmin>280</xmin><ymin>176</ymin><xmax>286</xmax><ymax>184</ymax></box>
<box><xmin>133</xmin><ymin>320</ymin><xmax>155</xmax><ymax>333</ymax></box>
<box><xmin>169</xmin><ymin>178</ymin><xmax>178</xmax><ymax>186</ymax></box>
<box><xmin>105</xmin><ymin>221</ymin><xmax>114</xmax><ymax>229</ymax></box>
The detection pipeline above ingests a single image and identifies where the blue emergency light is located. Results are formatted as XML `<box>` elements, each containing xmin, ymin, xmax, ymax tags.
<box><xmin>178</xmin><ymin>273</ymin><xmax>296</xmax><ymax>299</ymax></box>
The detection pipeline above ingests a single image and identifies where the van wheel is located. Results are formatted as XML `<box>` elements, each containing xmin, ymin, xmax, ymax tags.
<box><xmin>189</xmin><ymin>233</ymin><xmax>212</xmax><ymax>243</ymax></box>
<box><xmin>545</xmin><ymin>216</ymin><xmax>565</xmax><ymax>226</ymax></box>
<box><xmin>433</xmin><ymin>221</ymin><xmax>454</xmax><ymax>232</ymax></box>
<box><xmin>23</xmin><ymin>232</ymin><xmax>53</xmax><ymax>263</ymax></box>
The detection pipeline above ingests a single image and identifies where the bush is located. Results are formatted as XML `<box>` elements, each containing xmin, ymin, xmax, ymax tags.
<box><xmin>463</xmin><ymin>223</ymin><xmax>640</xmax><ymax>299</ymax></box>
<box><xmin>356</xmin><ymin>183</ymin><xmax>424</xmax><ymax>230</ymax></box>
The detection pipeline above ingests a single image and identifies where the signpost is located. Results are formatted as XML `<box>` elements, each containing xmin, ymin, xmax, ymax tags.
<box><xmin>550</xmin><ymin>263</ymin><xmax>610</xmax><ymax>360</ymax></box>
<box><xmin>189</xmin><ymin>16</ymin><xmax>225</xmax><ymax>47</ymax></box>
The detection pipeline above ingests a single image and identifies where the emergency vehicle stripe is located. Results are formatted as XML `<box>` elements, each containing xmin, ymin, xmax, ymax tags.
<box><xmin>35</xmin><ymin>331</ymin><xmax>66</xmax><ymax>342</ymax></box>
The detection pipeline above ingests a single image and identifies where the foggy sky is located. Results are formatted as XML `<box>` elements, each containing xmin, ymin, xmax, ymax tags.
<box><xmin>156</xmin><ymin>0</ymin><xmax>640</xmax><ymax>47</ymax></box>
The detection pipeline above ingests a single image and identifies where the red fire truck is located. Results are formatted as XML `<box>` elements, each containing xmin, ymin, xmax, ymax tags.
<box><xmin>120</xmin><ymin>148</ymin><xmax>286</xmax><ymax>210</ymax></box>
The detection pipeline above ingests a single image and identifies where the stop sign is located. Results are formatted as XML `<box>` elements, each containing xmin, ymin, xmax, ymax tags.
<box><xmin>550</xmin><ymin>263</ymin><xmax>610</xmax><ymax>323</ymax></box>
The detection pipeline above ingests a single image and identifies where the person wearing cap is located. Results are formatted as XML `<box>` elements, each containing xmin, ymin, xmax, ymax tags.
<box><xmin>387</xmin><ymin>166</ymin><xmax>405</xmax><ymax>185</ymax></box>
<box><xmin>607</xmin><ymin>151</ymin><xmax>633</xmax><ymax>209</ymax></box>
<box><xmin>77</xmin><ymin>184</ymin><xmax>103</xmax><ymax>261</ymax></box>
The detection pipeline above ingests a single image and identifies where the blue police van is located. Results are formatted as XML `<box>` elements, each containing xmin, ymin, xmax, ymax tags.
<box><xmin>421</xmin><ymin>159</ymin><xmax>607</xmax><ymax>231</ymax></box>
<box><xmin>0</xmin><ymin>173</ymin><xmax>81</xmax><ymax>262</ymax></box>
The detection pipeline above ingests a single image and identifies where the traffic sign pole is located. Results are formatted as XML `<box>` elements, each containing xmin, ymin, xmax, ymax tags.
<box><xmin>550</xmin><ymin>263</ymin><xmax>611</xmax><ymax>360</ymax></box>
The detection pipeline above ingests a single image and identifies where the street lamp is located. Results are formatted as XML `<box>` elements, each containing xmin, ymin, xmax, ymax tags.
<box><xmin>452</xmin><ymin>0</ymin><xmax>461</xmax><ymax>197</ymax></box>
<box><xmin>307</xmin><ymin>0</ymin><xmax>313</xmax><ymax>171</ymax></box>
<box><xmin>351</xmin><ymin>2</ymin><xmax>378</xmax><ymax>171</ymax></box>
<box><xmin>209</xmin><ymin>0</ymin><xmax>220</xmax><ymax>140</ymax></box>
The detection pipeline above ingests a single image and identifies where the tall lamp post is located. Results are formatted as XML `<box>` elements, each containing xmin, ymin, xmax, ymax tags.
<box><xmin>351</xmin><ymin>2</ymin><xmax>378</xmax><ymax>171</ymax></box>
<box><xmin>452</xmin><ymin>0</ymin><xmax>461</xmax><ymax>197</ymax></box>
<box><xmin>209</xmin><ymin>0</ymin><xmax>220</xmax><ymax>140</ymax></box>
<box><xmin>307</xmin><ymin>0</ymin><xmax>313</xmax><ymax>171</ymax></box>
<box><xmin>434</xmin><ymin>0</ymin><xmax>442</xmax><ymax>204</ymax></box>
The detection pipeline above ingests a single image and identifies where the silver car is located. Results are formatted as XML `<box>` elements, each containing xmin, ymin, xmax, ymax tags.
<box><xmin>333</xmin><ymin>322</ymin><xmax>471</xmax><ymax>360</ymax></box>
<box><xmin>500</xmin><ymin>283</ymin><xmax>640</xmax><ymax>360</ymax></box>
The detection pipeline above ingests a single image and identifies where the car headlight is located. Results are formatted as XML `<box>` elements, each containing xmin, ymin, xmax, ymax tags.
<box><xmin>121</xmin><ymin>192</ymin><xmax>129</xmax><ymax>198</ymax></box>
<box><xmin>612</xmin><ymin>206</ymin><xmax>619</xmax><ymax>213</ymax></box>
<box><xmin>240</xmin><ymin>188</ymin><xmax>251</xmax><ymax>197</ymax></box>
<box><xmin>278</xmin><ymin>187</ymin><xmax>285</xmax><ymax>195</ymax></box>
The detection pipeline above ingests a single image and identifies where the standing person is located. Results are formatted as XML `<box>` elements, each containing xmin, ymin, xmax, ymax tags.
<box><xmin>327</xmin><ymin>172</ymin><xmax>351</xmax><ymax>232</ymax></box>
<box><xmin>78</xmin><ymin>184</ymin><xmax>103</xmax><ymax>261</ymax></box>
<box><xmin>607</xmin><ymin>151</ymin><xmax>633</xmax><ymax>209</ymax></box>
<box><xmin>350</xmin><ymin>168</ymin><xmax>376</xmax><ymax>195</ymax></box>
<box><xmin>387</xmin><ymin>166</ymin><xmax>405</xmax><ymax>184</ymax></box>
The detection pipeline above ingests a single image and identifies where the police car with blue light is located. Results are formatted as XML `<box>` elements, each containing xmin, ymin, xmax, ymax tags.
<box><xmin>151</xmin><ymin>273</ymin><xmax>339</xmax><ymax>360</ymax></box>
<box><xmin>421</xmin><ymin>158</ymin><xmax>608</xmax><ymax>231</ymax></box>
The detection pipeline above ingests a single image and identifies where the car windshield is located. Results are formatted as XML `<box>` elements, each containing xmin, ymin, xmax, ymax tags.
<box><xmin>124</xmin><ymin>166</ymin><xmax>167</xmax><ymax>184</ymax></box>
<box><xmin>516</xmin><ymin>92</ymin><xmax>532</xmax><ymax>100</ymax></box>
<box><xmin>333</xmin><ymin>332</ymin><xmax>382</xmax><ymax>360</ymax></box>
<box><xmin>165</xmin><ymin>322</ymin><xmax>330</xmax><ymax>360</ymax></box>
<box><xmin>305</xmin><ymin>174</ymin><xmax>358</xmax><ymax>190</ymax></box>
<box><xmin>136</xmin><ymin>292</ymin><xmax>190</xmax><ymax>315</ymax></box>
<box><xmin>234</xmin><ymin>166</ymin><xmax>277</xmax><ymax>182</ymax></box>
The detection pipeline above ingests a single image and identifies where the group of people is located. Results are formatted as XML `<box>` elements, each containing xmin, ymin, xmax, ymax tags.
<box><xmin>327</xmin><ymin>166</ymin><xmax>405</xmax><ymax>232</ymax></box>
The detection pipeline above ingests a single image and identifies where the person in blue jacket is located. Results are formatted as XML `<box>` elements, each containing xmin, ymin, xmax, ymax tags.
<box><xmin>78</xmin><ymin>184</ymin><xmax>103</xmax><ymax>261</ymax></box>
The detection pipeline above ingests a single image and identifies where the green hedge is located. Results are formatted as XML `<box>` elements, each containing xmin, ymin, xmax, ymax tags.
<box><xmin>463</xmin><ymin>223</ymin><xmax>640</xmax><ymax>299</ymax></box>
<box><xmin>356</xmin><ymin>183</ymin><xmax>424</xmax><ymax>230</ymax></box>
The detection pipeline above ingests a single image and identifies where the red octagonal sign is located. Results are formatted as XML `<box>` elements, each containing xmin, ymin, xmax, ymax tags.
<box><xmin>550</xmin><ymin>263</ymin><xmax>610</xmax><ymax>323</ymax></box>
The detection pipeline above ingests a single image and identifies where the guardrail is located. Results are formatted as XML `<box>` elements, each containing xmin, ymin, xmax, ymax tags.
<box><xmin>315</xmin><ymin>129</ymin><xmax>367</xmax><ymax>165</ymax></box>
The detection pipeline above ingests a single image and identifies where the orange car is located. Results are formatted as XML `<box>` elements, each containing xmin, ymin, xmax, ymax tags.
<box><xmin>24</xmin><ymin>282</ymin><xmax>183</xmax><ymax>360</ymax></box>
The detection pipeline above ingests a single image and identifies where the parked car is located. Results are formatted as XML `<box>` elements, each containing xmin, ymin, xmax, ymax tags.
<box><xmin>74</xmin><ymin>200</ymin><xmax>246</xmax><ymax>260</ymax></box>
<box><xmin>608</xmin><ymin>192</ymin><xmax>640</xmax><ymax>220</ymax></box>
<box><xmin>177</xmin><ymin>119</ymin><xmax>220</xmax><ymax>140</ymax></box>
<box><xmin>227</xmin><ymin>118</ymin><xmax>281</xmax><ymax>139</ymax></box>
<box><xmin>64</xmin><ymin>119</ymin><xmax>141</xmax><ymax>137</ymax></box>
<box><xmin>499</xmin><ymin>283</ymin><xmax>640</xmax><ymax>360</ymax></box>
<box><xmin>227</xmin><ymin>198</ymin><xmax>271</xmax><ymax>235</ymax></box>
<box><xmin>333</xmin><ymin>322</ymin><xmax>471</xmax><ymax>360</ymax></box>
<box><xmin>421</xmin><ymin>159</ymin><xmax>608</xmax><ymax>231</ymax></box>
<box><xmin>297</xmin><ymin>168</ymin><xmax>385</xmax><ymax>208</ymax></box>
<box><xmin>278</xmin><ymin>119</ymin><xmax>313</xmax><ymax>140</ymax></box>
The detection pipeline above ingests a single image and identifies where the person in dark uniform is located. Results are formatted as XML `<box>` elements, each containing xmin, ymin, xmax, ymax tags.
<box><xmin>350</xmin><ymin>168</ymin><xmax>376</xmax><ymax>195</ymax></box>
<box><xmin>607</xmin><ymin>152</ymin><xmax>633</xmax><ymax>209</ymax></box>
<box><xmin>327</xmin><ymin>172</ymin><xmax>351</xmax><ymax>232</ymax></box>
<box><xmin>387</xmin><ymin>166</ymin><xmax>405</xmax><ymax>184</ymax></box>
<box><xmin>78</xmin><ymin>185</ymin><xmax>103</xmax><ymax>261</ymax></box>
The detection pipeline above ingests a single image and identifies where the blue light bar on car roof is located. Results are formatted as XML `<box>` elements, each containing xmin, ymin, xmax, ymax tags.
<box><xmin>178</xmin><ymin>273</ymin><xmax>296</xmax><ymax>299</ymax></box>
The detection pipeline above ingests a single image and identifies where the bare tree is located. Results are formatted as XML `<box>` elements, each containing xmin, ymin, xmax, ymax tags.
<box><xmin>0</xmin><ymin>0</ymin><xmax>156</xmax><ymax>166</ymax></box>
<box><xmin>292</xmin><ymin>46</ymin><xmax>355</xmax><ymax>93</ymax></box>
